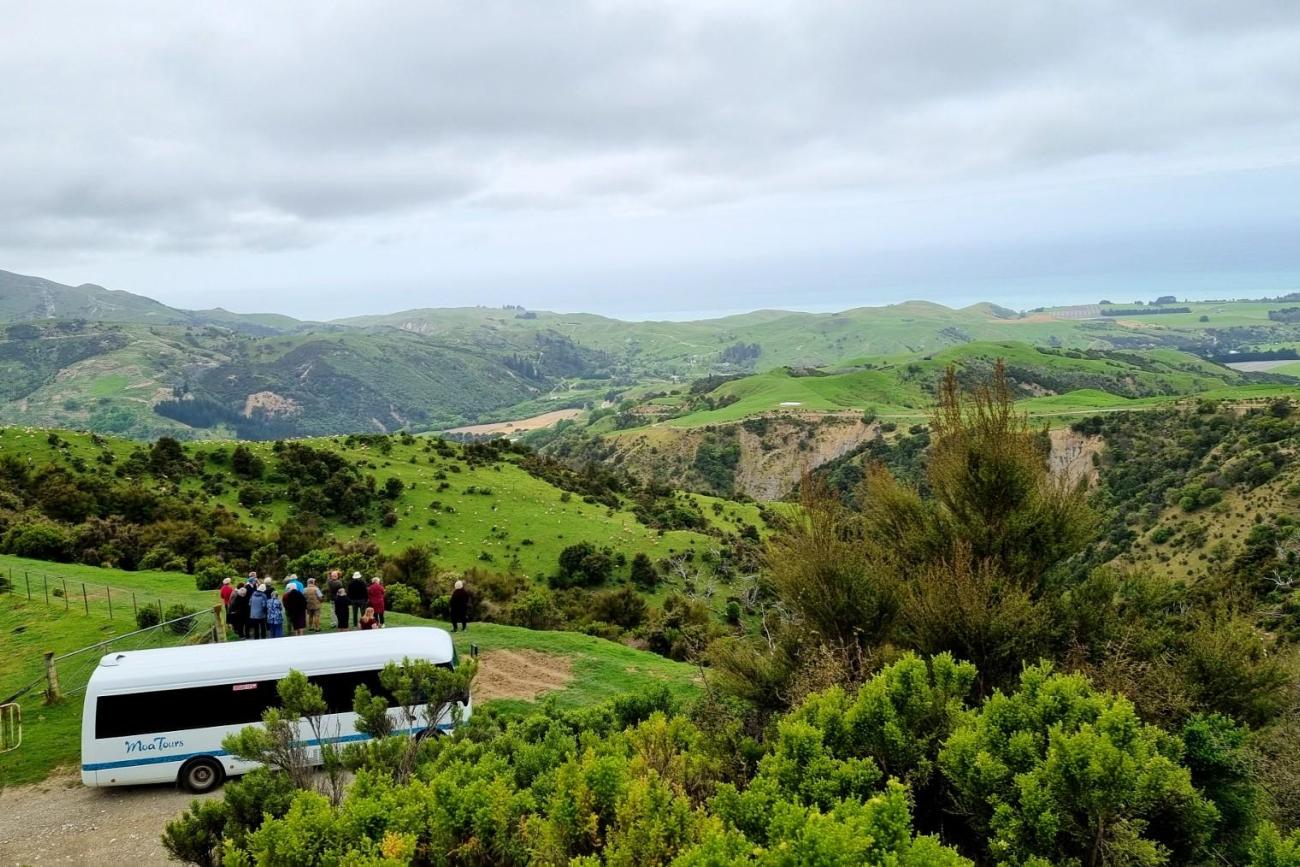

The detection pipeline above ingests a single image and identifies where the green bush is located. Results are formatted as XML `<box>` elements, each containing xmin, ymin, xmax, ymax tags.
<box><xmin>384</xmin><ymin>583</ymin><xmax>422</xmax><ymax>614</ymax></box>
<box><xmin>2</xmin><ymin>522</ymin><xmax>73</xmax><ymax>561</ymax></box>
<box><xmin>192</xmin><ymin>556</ymin><xmax>228</xmax><ymax>591</ymax></box>
<box><xmin>939</xmin><ymin>663</ymin><xmax>1219</xmax><ymax>865</ymax></box>
<box><xmin>135</xmin><ymin>605</ymin><xmax>161</xmax><ymax>630</ymax></box>
<box><xmin>164</xmin><ymin>604</ymin><xmax>197</xmax><ymax>635</ymax></box>
<box><xmin>160</xmin><ymin>799</ymin><xmax>228</xmax><ymax>867</ymax></box>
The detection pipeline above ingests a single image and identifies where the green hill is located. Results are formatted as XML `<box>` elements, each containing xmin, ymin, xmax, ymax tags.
<box><xmin>643</xmin><ymin>342</ymin><xmax>1283</xmax><ymax>428</ymax></box>
<box><xmin>0</xmin><ymin>564</ymin><xmax>699</xmax><ymax>786</ymax></box>
<box><xmin>0</xmin><ymin>269</ymin><xmax>184</xmax><ymax>324</ymax></box>
<box><xmin>3</xmin><ymin>268</ymin><xmax>1300</xmax><ymax>440</ymax></box>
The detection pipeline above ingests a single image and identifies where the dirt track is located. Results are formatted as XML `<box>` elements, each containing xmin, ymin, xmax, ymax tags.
<box><xmin>473</xmin><ymin>649</ymin><xmax>573</xmax><ymax>702</ymax></box>
<box><xmin>0</xmin><ymin>649</ymin><xmax>573</xmax><ymax>864</ymax></box>
<box><xmin>0</xmin><ymin>772</ymin><xmax>217</xmax><ymax>865</ymax></box>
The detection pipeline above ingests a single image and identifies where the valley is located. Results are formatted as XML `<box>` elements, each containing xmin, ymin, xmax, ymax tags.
<box><xmin>2</xmin><ymin>270</ymin><xmax>1299</xmax><ymax>864</ymax></box>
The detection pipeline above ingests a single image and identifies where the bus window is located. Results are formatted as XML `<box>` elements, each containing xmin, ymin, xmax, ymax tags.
<box><xmin>96</xmin><ymin>679</ymin><xmax>280</xmax><ymax>739</ymax></box>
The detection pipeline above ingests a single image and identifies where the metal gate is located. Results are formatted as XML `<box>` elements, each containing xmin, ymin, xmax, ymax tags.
<box><xmin>0</xmin><ymin>702</ymin><xmax>20</xmax><ymax>752</ymax></box>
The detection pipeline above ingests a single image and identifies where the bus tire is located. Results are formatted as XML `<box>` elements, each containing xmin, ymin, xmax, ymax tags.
<box><xmin>415</xmin><ymin>726</ymin><xmax>446</xmax><ymax>742</ymax></box>
<box><xmin>179</xmin><ymin>756</ymin><xmax>225</xmax><ymax>793</ymax></box>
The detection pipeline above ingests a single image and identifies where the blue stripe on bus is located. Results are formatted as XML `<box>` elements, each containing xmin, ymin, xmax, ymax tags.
<box><xmin>81</xmin><ymin>725</ymin><xmax>453</xmax><ymax>772</ymax></box>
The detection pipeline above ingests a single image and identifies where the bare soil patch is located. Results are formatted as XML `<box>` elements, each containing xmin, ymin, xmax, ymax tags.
<box><xmin>474</xmin><ymin>649</ymin><xmax>573</xmax><ymax>702</ymax></box>
<box><xmin>445</xmin><ymin>408</ymin><xmax>582</xmax><ymax>436</ymax></box>
<box><xmin>0</xmin><ymin>770</ymin><xmax>214</xmax><ymax>865</ymax></box>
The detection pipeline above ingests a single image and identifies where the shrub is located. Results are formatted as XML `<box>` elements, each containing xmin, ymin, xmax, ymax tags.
<box><xmin>629</xmin><ymin>552</ymin><xmax>658</xmax><ymax>589</ymax></box>
<box><xmin>3</xmin><ymin>522</ymin><xmax>73</xmax><ymax>561</ymax></box>
<box><xmin>939</xmin><ymin>663</ymin><xmax>1219</xmax><ymax>865</ymax></box>
<box><xmin>193</xmin><ymin>557</ymin><xmax>228</xmax><ymax>591</ymax></box>
<box><xmin>164</xmin><ymin>604</ymin><xmax>198</xmax><ymax>635</ymax></box>
<box><xmin>385</xmin><ymin>583</ymin><xmax>422</xmax><ymax>614</ymax></box>
<box><xmin>161</xmin><ymin>799</ymin><xmax>229</xmax><ymax>867</ymax></box>
<box><xmin>553</xmin><ymin>541</ymin><xmax>614</xmax><ymax>588</ymax></box>
<box><xmin>135</xmin><ymin>605</ymin><xmax>161</xmax><ymax>629</ymax></box>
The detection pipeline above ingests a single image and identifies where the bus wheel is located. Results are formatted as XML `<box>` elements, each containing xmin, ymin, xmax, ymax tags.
<box><xmin>179</xmin><ymin>757</ymin><xmax>225</xmax><ymax>793</ymax></box>
<box><xmin>415</xmin><ymin>726</ymin><xmax>446</xmax><ymax>743</ymax></box>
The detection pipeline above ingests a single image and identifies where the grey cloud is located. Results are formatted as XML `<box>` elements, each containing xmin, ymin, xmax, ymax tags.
<box><xmin>0</xmin><ymin>0</ymin><xmax>1298</xmax><ymax>257</ymax></box>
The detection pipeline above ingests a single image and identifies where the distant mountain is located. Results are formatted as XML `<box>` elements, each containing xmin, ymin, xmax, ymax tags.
<box><xmin>0</xmin><ymin>269</ymin><xmax>302</xmax><ymax>335</ymax></box>
<box><xmin>2</xmin><ymin>267</ymin><xmax>1298</xmax><ymax>441</ymax></box>
<box><xmin>0</xmin><ymin>269</ymin><xmax>185</xmax><ymax>324</ymax></box>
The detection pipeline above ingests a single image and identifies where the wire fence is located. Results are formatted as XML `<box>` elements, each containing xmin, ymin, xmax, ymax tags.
<box><xmin>51</xmin><ymin>608</ymin><xmax>222</xmax><ymax>698</ymax></box>
<box><xmin>1</xmin><ymin>607</ymin><xmax>222</xmax><ymax>707</ymax></box>
<box><xmin>0</xmin><ymin>564</ymin><xmax>204</xmax><ymax>624</ymax></box>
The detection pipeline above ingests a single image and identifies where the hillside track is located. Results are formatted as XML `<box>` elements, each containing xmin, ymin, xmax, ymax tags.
<box><xmin>0</xmin><ymin>771</ymin><xmax>215</xmax><ymax>865</ymax></box>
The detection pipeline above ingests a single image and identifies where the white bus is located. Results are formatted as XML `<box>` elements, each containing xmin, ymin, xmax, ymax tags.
<box><xmin>81</xmin><ymin>627</ymin><xmax>468</xmax><ymax>792</ymax></box>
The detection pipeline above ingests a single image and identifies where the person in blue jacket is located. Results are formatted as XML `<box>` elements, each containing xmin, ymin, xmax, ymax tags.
<box><xmin>266</xmin><ymin>586</ymin><xmax>285</xmax><ymax>638</ymax></box>
<box><xmin>247</xmin><ymin>582</ymin><xmax>269</xmax><ymax>640</ymax></box>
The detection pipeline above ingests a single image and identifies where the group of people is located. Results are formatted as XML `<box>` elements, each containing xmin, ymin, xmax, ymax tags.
<box><xmin>219</xmin><ymin>569</ymin><xmax>473</xmax><ymax>638</ymax></box>
<box><xmin>219</xmin><ymin>570</ymin><xmax>388</xmax><ymax>638</ymax></box>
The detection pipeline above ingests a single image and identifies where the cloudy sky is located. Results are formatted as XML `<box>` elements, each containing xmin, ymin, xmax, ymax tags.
<box><xmin>2</xmin><ymin>1</ymin><xmax>1299</xmax><ymax>319</ymax></box>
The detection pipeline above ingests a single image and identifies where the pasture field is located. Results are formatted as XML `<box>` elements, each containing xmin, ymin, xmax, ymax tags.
<box><xmin>0</xmin><ymin>427</ymin><xmax>762</xmax><ymax>580</ymax></box>
<box><xmin>647</xmin><ymin>341</ymin><xmax>1296</xmax><ymax>429</ymax></box>
<box><xmin>0</xmin><ymin>567</ymin><xmax>699</xmax><ymax>787</ymax></box>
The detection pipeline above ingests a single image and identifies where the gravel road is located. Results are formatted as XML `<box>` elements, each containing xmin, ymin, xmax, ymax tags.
<box><xmin>0</xmin><ymin>771</ymin><xmax>213</xmax><ymax>865</ymax></box>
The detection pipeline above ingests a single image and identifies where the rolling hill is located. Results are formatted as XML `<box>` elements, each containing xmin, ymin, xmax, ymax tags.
<box><xmin>2</xmin><ymin>268</ymin><xmax>1300</xmax><ymax>440</ymax></box>
<box><xmin>541</xmin><ymin>342</ymin><xmax>1299</xmax><ymax>498</ymax></box>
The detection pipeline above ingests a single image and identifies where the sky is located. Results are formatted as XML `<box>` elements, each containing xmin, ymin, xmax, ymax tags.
<box><xmin>2</xmin><ymin>0</ymin><xmax>1299</xmax><ymax>320</ymax></box>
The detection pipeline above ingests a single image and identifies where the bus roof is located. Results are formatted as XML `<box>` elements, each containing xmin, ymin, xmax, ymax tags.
<box><xmin>87</xmin><ymin>627</ymin><xmax>455</xmax><ymax>693</ymax></box>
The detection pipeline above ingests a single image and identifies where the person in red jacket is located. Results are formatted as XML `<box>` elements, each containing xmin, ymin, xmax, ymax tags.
<box><xmin>219</xmin><ymin>577</ymin><xmax>234</xmax><ymax>607</ymax></box>
<box><xmin>367</xmin><ymin>577</ymin><xmax>387</xmax><ymax>627</ymax></box>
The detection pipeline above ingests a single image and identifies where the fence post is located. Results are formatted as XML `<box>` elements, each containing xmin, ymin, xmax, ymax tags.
<box><xmin>43</xmin><ymin>651</ymin><xmax>61</xmax><ymax>703</ymax></box>
<box><xmin>63</xmin><ymin>579</ymin><xmax>69</xmax><ymax>611</ymax></box>
<box><xmin>132</xmin><ymin>592</ymin><xmax>137</xmax><ymax>618</ymax></box>
<box><xmin>42</xmin><ymin>576</ymin><xmax>48</xmax><ymax>606</ymax></box>
<box><xmin>82</xmin><ymin>583</ymin><xmax>89</xmax><ymax>615</ymax></box>
<box><xmin>26</xmin><ymin>573</ymin><xmax>31</xmax><ymax>601</ymax></box>
<box><xmin>107</xmin><ymin>586</ymin><xmax>113</xmax><ymax>620</ymax></box>
<box><xmin>212</xmin><ymin>604</ymin><xmax>226</xmax><ymax>642</ymax></box>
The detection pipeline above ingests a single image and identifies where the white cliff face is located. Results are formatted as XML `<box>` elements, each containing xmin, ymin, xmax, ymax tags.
<box><xmin>1048</xmin><ymin>428</ymin><xmax>1103</xmax><ymax>488</ymax></box>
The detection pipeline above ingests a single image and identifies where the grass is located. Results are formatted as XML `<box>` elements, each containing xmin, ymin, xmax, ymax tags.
<box><xmin>0</xmin><ymin>428</ymin><xmax>756</xmax><ymax>581</ymax></box>
<box><xmin>648</xmin><ymin>341</ymin><xmax>1273</xmax><ymax>429</ymax></box>
<box><xmin>0</xmin><ymin>567</ymin><xmax>700</xmax><ymax>787</ymax></box>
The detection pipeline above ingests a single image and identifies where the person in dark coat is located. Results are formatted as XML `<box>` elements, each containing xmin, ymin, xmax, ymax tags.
<box><xmin>282</xmin><ymin>583</ymin><xmax>307</xmax><ymax>636</ymax></box>
<box><xmin>346</xmin><ymin>571</ymin><xmax>368</xmax><ymax>628</ymax></box>
<box><xmin>449</xmin><ymin>579</ymin><xmax>470</xmax><ymax>632</ymax></box>
<box><xmin>227</xmin><ymin>585</ymin><xmax>249</xmax><ymax>639</ymax></box>
<box><xmin>326</xmin><ymin>570</ymin><xmax>344</xmax><ymax>628</ymax></box>
<box><xmin>333</xmin><ymin>578</ymin><xmax>350</xmax><ymax>632</ymax></box>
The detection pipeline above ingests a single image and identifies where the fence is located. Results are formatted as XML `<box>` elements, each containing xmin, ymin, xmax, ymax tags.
<box><xmin>1</xmin><ymin>606</ymin><xmax>224</xmax><ymax>709</ymax></box>
<box><xmin>0</xmin><ymin>565</ymin><xmax>204</xmax><ymax>624</ymax></box>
